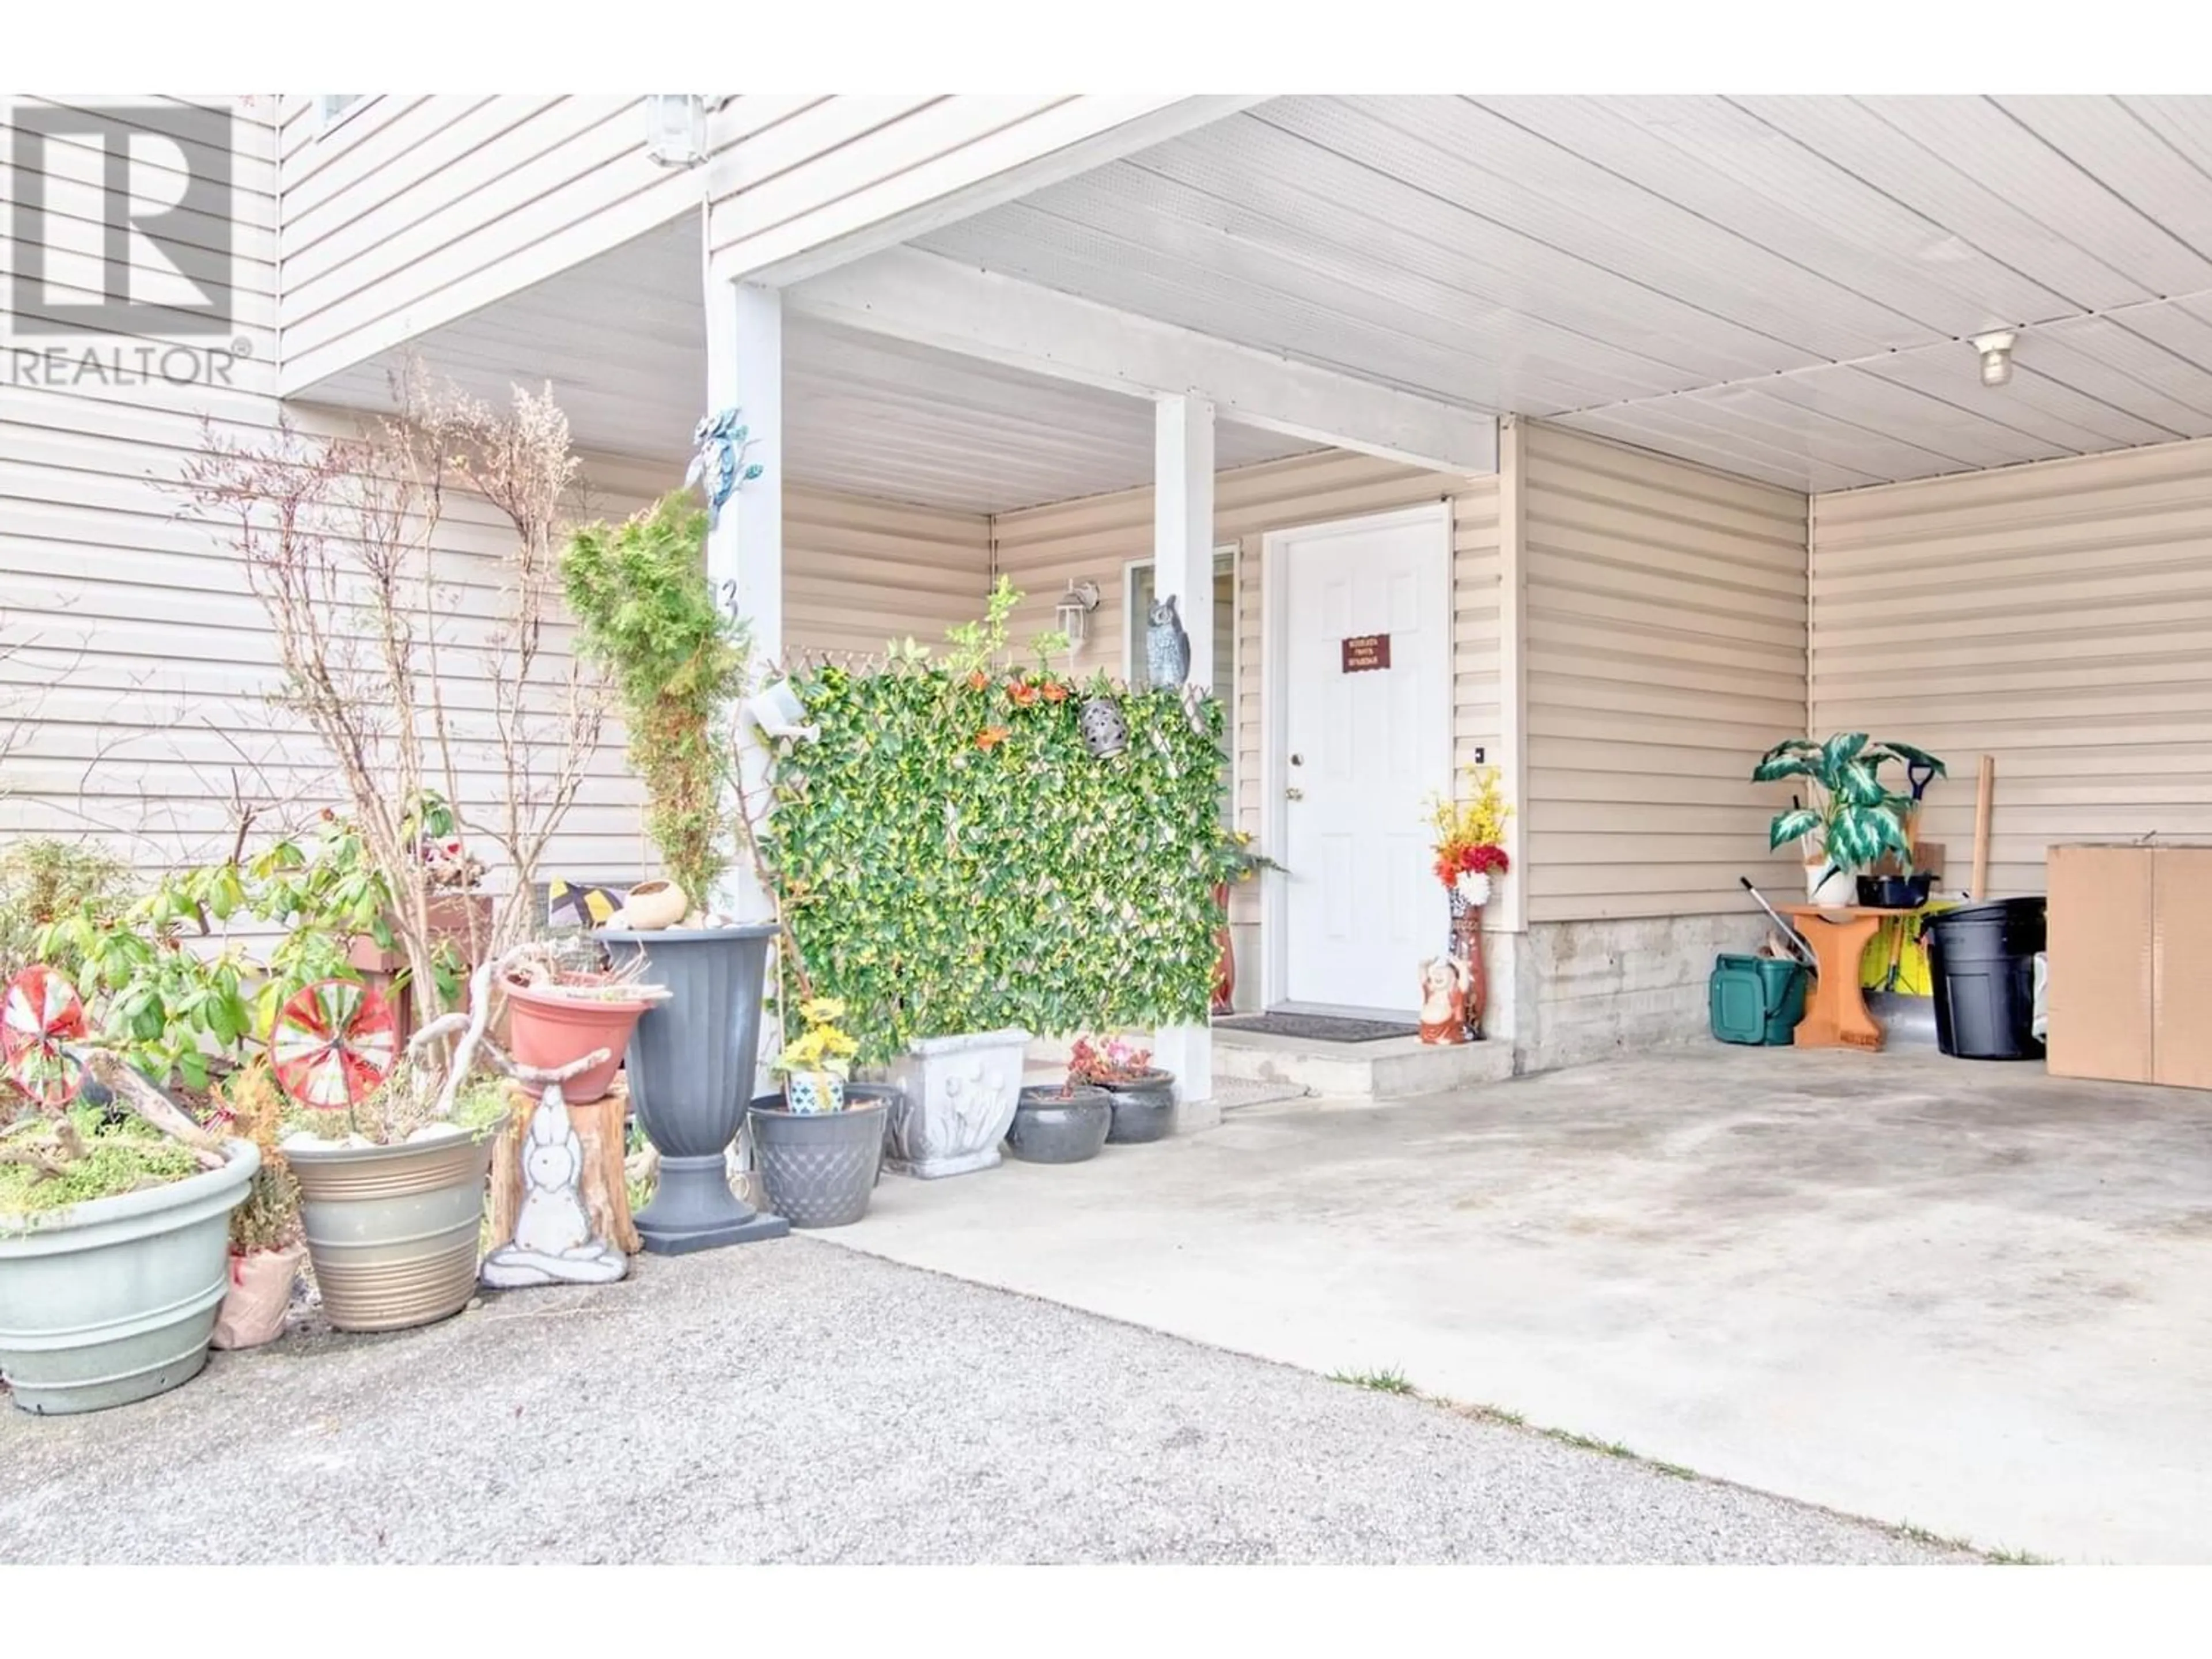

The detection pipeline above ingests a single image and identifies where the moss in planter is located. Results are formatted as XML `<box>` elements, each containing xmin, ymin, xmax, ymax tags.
<box><xmin>0</xmin><ymin>1106</ymin><xmax>203</xmax><ymax>1217</ymax></box>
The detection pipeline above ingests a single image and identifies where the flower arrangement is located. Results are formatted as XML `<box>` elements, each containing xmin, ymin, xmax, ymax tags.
<box><xmin>1426</xmin><ymin>764</ymin><xmax>1513</xmax><ymax>906</ymax></box>
<box><xmin>1068</xmin><ymin>1034</ymin><xmax>1158</xmax><ymax>1087</ymax></box>
<box><xmin>774</xmin><ymin>997</ymin><xmax>861</xmax><ymax>1079</ymax></box>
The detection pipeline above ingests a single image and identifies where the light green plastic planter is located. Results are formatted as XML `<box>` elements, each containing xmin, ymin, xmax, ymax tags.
<box><xmin>0</xmin><ymin>1138</ymin><xmax>260</xmax><ymax>1416</ymax></box>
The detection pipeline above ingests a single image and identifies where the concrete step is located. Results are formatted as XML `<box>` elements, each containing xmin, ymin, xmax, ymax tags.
<box><xmin>1211</xmin><ymin>1025</ymin><xmax>1514</xmax><ymax>1100</ymax></box>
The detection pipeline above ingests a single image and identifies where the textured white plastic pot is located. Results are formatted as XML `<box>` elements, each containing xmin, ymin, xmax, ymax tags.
<box><xmin>0</xmin><ymin>1138</ymin><xmax>260</xmax><ymax>1415</ymax></box>
<box><xmin>884</xmin><ymin>1028</ymin><xmax>1030</xmax><ymax>1178</ymax></box>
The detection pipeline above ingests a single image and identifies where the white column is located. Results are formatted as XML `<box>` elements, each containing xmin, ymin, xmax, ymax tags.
<box><xmin>1152</xmin><ymin>392</ymin><xmax>1216</xmax><ymax>686</ymax></box>
<box><xmin>704</xmin><ymin>276</ymin><xmax>783</xmax><ymax>922</ymax></box>
<box><xmin>1150</xmin><ymin>393</ymin><xmax>1218</xmax><ymax>1127</ymax></box>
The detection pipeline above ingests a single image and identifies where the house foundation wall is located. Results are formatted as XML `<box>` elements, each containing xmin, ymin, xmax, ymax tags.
<box><xmin>1500</xmin><ymin>912</ymin><xmax>1773</xmax><ymax>1075</ymax></box>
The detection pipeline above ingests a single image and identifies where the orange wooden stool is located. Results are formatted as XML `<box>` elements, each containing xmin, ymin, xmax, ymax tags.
<box><xmin>1775</xmin><ymin>904</ymin><xmax>1919</xmax><ymax>1051</ymax></box>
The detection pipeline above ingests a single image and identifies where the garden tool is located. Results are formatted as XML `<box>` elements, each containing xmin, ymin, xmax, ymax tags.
<box><xmin>1738</xmin><ymin>877</ymin><xmax>1819</xmax><ymax>972</ymax></box>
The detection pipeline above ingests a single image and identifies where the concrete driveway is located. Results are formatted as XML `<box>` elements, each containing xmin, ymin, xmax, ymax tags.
<box><xmin>841</xmin><ymin>1046</ymin><xmax>2212</xmax><ymax>1563</ymax></box>
<box><xmin>0</xmin><ymin>1238</ymin><xmax>1954</xmax><ymax>1564</ymax></box>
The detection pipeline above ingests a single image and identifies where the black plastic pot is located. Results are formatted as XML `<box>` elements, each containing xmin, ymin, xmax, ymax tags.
<box><xmin>747</xmin><ymin>1090</ymin><xmax>892</xmax><ymax>1228</ymax></box>
<box><xmin>1857</xmin><ymin>873</ymin><xmax>1934</xmax><ymax>909</ymax></box>
<box><xmin>1098</xmin><ymin>1069</ymin><xmax>1177</xmax><ymax>1144</ymax></box>
<box><xmin>600</xmin><ymin>923</ymin><xmax>790</xmax><ymax>1253</ymax></box>
<box><xmin>1007</xmin><ymin>1084</ymin><xmax>1112</xmax><ymax>1164</ymax></box>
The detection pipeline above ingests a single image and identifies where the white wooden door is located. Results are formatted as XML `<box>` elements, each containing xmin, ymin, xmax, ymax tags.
<box><xmin>1271</xmin><ymin>504</ymin><xmax>1453</xmax><ymax>1014</ymax></box>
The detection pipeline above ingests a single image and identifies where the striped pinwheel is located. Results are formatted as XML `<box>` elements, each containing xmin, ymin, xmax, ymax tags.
<box><xmin>2</xmin><ymin>964</ymin><xmax>88</xmax><ymax>1107</ymax></box>
<box><xmin>269</xmin><ymin>978</ymin><xmax>399</xmax><ymax>1111</ymax></box>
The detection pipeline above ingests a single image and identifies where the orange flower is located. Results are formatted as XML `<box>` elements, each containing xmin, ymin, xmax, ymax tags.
<box><xmin>1039</xmin><ymin>680</ymin><xmax>1069</xmax><ymax>703</ymax></box>
<box><xmin>964</xmin><ymin>670</ymin><xmax>990</xmax><ymax>692</ymax></box>
<box><xmin>975</xmin><ymin>725</ymin><xmax>1012</xmax><ymax>750</ymax></box>
<box><xmin>1007</xmin><ymin>679</ymin><xmax>1041</xmax><ymax>707</ymax></box>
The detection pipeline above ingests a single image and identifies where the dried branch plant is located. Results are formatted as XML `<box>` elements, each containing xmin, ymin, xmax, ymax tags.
<box><xmin>177</xmin><ymin>414</ymin><xmax>455</xmax><ymax>1020</ymax></box>
<box><xmin>395</xmin><ymin>368</ymin><xmax>605</xmax><ymax>959</ymax></box>
<box><xmin>174</xmin><ymin>372</ymin><xmax>602</xmax><ymax>1041</ymax></box>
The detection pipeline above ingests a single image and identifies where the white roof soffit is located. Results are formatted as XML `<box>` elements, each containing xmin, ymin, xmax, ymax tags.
<box><xmin>911</xmin><ymin>94</ymin><xmax>2212</xmax><ymax>494</ymax></box>
<box><xmin>785</xmin><ymin>245</ymin><xmax>1500</xmax><ymax>477</ymax></box>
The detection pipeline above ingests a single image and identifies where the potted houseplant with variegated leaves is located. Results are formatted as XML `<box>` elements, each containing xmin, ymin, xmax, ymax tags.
<box><xmin>1753</xmin><ymin>734</ymin><xmax>1944</xmax><ymax>908</ymax></box>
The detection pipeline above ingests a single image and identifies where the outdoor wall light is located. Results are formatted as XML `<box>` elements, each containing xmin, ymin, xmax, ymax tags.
<box><xmin>1055</xmin><ymin>579</ymin><xmax>1102</xmax><ymax>651</ymax></box>
<box><xmin>645</xmin><ymin>96</ymin><xmax>715</xmax><ymax>168</ymax></box>
<box><xmin>1972</xmin><ymin>330</ymin><xmax>2017</xmax><ymax>388</ymax></box>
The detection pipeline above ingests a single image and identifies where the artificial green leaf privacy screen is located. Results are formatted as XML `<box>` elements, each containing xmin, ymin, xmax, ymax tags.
<box><xmin>768</xmin><ymin>665</ymin><xmax>1226</xmax><ymax>1062</ymax></box>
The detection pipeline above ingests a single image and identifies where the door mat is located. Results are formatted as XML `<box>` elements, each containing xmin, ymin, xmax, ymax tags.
<box><xmin>1217</xmin><ymin>1012</ymin><xmax>1420</xmax><ymax>1043</ymax></box>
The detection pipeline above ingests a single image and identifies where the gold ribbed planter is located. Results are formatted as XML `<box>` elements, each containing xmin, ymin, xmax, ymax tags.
<box><xmin>286</xmin><ymin>1132</ymin><xmax>494</xmax><ymax>1333</ymax></box>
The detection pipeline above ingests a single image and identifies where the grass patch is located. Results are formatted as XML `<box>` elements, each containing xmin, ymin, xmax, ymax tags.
<box><xmin>1543</xmin><ymin>1427</ymin><xmax>1639</xmax><ymax>1460</ymax></box>
<box><xmin>1328</xmin><ymin>1366</ymin><xmax>1416</xmax><ymax>1395</ymax></box>
<box><xmin>1986</xmin><ymin>1546</ymin><xmax>2052</xmax><ymax>1565</ymax></box>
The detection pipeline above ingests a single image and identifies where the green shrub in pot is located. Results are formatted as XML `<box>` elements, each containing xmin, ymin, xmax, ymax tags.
<box><xmin>1753</xmin><ymin>734</ymin><xmax>1945</xmax><ymax>894</ymax></box>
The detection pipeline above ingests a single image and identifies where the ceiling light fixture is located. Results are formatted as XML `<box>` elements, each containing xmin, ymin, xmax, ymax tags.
<box><xmin>1972</xmin><ymin>330</ymin><xmax>2017</xmax><ymax>388</ymax></box>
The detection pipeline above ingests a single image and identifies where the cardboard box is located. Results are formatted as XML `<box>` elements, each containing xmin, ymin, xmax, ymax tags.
<box><xmin>2047</xmin><ymin>843</ymin><xmax>2212</xmax><ymax>1088</ymax></box>
<box><xmin>2047</xmin><ymin>846</ymin><xmax>2154</xmax><ymax>1084</ymax></box>
<box><xmin>2154</xmin><ymin>847</ymin><xmax>2212</xmax><ymax>1089</ymax></box>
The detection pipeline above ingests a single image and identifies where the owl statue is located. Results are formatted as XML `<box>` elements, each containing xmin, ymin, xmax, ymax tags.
<box><xmin>1145</xmin><ymin>593</ymin><xmax>1192</xmax><ymax>688</ymax></box>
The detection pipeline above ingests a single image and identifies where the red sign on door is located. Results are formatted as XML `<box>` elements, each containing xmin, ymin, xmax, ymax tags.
<box><xmin>1340</xmin><ymin>633</ymin><xmax>1391</xmax><ymax>673</ymax></box>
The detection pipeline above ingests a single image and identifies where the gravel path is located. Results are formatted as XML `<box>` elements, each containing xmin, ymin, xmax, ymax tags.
<box><xmin>0</xmin><ymin>1238</ymin><xmax>1964</xmax><ymax>1564</ymax></box>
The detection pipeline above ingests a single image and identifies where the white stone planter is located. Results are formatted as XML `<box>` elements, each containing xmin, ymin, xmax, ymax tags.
<box><xmin>884</xmin><ymin>1028</ymin><xmax>1031</xmax><ymax>1179</ymax></box>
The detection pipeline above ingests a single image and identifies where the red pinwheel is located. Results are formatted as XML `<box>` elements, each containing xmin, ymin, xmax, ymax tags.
<box><xmin>270</xmin><ymin>979</ymin><xmax>398</xmax><ymax>1111</ymax></box>
<box><xmin>2</xmin><ymin>965</ymin><xmax>88</xmax><ymax>1107</ymax></box>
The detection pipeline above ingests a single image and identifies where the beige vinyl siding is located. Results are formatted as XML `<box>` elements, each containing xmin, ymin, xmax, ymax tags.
<box><xmin>990</xmin><ymin>449</ymin><xmax>1499</xmax><ymax>930</ymax></box>
<box><xmin>784</xmin><ymin>486</ymin><xmax>991</xmax><ymax>660</ymax></box>
<box><xmin>1810</xmin><ymin>434</ymin><xmax>2212</xmax><ymax>899</ymax></box>
<box><xmin>1520</xmin><ymin>423</ymin><xmax>1809</xmax><ymax>923</ymax></box>
<box><xmin>3</xmin><ymin>96</ymin><xmax>991</xmax><ymax>886</ymax></box>
<box><xmin>276</xmin><ymin>94</ymin><xmax>1181</xmax><ymax>394</ymax></box>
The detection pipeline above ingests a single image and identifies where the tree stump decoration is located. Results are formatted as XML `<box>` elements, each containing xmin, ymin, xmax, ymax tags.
<box><xmin>488</xmin><ymin>1077</ymin><xmax>639</xmax><ymax>1258</ymax></box>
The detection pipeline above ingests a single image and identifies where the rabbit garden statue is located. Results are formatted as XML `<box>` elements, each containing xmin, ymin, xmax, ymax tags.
<box><xmin>480</xmin><ymin>1084</ymin><xmax>629</xmax><ymax>1288</ymax></box>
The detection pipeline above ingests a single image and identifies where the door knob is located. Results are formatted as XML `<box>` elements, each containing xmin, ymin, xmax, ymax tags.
<box><xmin>1285</xmin><ymin>786</ymin><xmax>1304</xmax><ymax>801</ymax></box>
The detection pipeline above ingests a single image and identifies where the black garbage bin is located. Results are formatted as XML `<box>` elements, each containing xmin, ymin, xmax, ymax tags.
<box><xmin>1922</xmin><ymin>897</ymin><xmax>2046</xmax><ymax>1060</ymax></box>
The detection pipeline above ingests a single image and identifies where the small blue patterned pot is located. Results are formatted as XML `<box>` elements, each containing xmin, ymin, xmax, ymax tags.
<box><xmin>782</xmin><ymin>1071</ymin><xmax>847</xmax><ymax>1115</ymax></box>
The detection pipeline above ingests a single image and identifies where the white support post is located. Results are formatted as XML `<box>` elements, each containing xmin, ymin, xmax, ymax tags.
<box><xmin>705</xmin><ymin>276</ymin><xmax>783</xmax><ymax>923</ymax></box>
<box><xmin>1150</xmin><ymin>393</ymin><xmax>1218</xmax><ymax>1127</ymax></box>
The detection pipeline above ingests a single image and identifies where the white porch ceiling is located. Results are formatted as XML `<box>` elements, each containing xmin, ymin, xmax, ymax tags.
<box><xmin>306</xmin><ymin>219</ymin><xmax>1316</xmax><ymax>516</ymax></box>
<box><xmin>915</xmin><ymin>95</ymin><xmax>2212</xmax><ymax>494</ymax></box>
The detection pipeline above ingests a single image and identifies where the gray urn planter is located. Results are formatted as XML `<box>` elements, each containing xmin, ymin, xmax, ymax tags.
<box><xmin>1101</xmin><ymin>1069</ymin><xmax>1178</xmax><ymax>1144</ymax></box>
<box><xmin>601</xmin><ymin>923</ymin><xmax>791</xmax><ymax>1253</ymax></box>
<box><xmin>0</xmin><ymin>1138</ymin><xmax>259</xmax><ymax>1415</ymax></box>
<box><xmin>747</xmin><ymin>1089</ymin><xmax>892</xmax><ymax>1229</ymax></box>
<box><xmin>884</xmin><ymin>1028</ymin><xmax>1030</xmax><ymax>1179</ymax></box>
<box><xmin>1007</xmin><ymin>1084</ymin><xmax>1112</xmax><ymax>1164</ymax></box>
<box><xmin>286</xmin><ymin>1130</ymin><xmax>494</xmax><ymax>1332</ymax></box>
